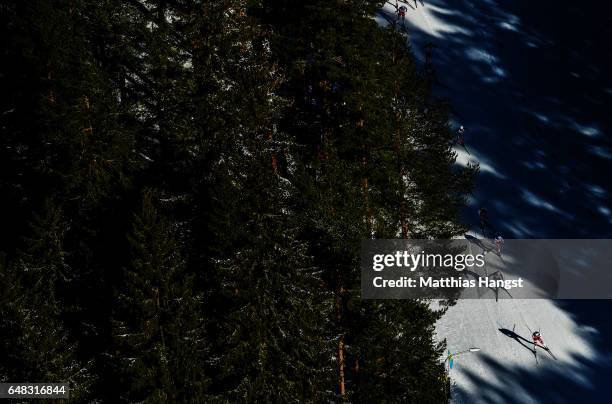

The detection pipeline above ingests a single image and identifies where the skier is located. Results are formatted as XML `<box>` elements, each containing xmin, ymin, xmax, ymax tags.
<box><xmin>478</xmin><ymin>207</ymin><xmax>489</xmax><ymax>237</ymax></box>
<box><xmin>424</xmin><ymin>42</ymin><xmax>436</xmax><ymax>65</ymax></box>
<box><xmin>494</xmin><ymin>234</ymin><xmax>504</xmax><ymax>255</ymax></box>
<box><xmin>532</xmin><ymin>331</ymin><xmax>546</xmax><ymax>348</ymax></box>
<box><xmin>457</xmin><ymin>125</ymin><xmax>465</xmax><ymax>146</ymax></box>
<box><xmin>532</xmin><ymin>330</ymin><xmax>557</xmax><ymax>360</ymax></box>
<box><xmin>398</xmin><ymin>5</ymin><xmax>407</xmax><ymax>19</ymax></box>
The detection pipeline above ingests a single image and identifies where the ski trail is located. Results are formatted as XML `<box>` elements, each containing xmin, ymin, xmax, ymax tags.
<box><xmin>384</xmin><ymin>2</ymin><xmax>605</xmax><ymax>402</ymax></box>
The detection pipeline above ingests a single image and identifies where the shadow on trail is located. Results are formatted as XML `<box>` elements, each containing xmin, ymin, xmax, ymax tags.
<box><xmin>456</xmin><ymin>351</ymin><xmax>610</xmax><ymax>404</ymax></box>
<box><xmin>499</xmin><ymin>327</ymin><xmax>536</xmax><ymax>356</ymax></box>
<box><xmin>464</xmin><ymin>233</ymin><xmax>490</xmax><ymax>252</ymax></box>
<box><xmin>385</xmin><ymin>1</ymin><xmax>612</xmax><ymax>401</ymax></box>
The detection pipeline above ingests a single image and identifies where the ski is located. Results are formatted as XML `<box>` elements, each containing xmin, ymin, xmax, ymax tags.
<box><xmin>543</xmin><ymin>347</ymin><xmax>557</xmax><ymax>360</ymax></box>
<box><xmin>534</xmin><ymin>343</ymin><xmax>557</xmax><ymax>360</ymax></box>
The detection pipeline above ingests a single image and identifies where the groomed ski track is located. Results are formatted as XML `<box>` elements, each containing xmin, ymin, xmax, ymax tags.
<box><xmin>376</xmin><ymin>1</ymin><xmax>612</xmax><ymax>403</ymax></box>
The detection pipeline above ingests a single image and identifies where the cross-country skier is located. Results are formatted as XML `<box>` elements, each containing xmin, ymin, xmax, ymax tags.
<box><xmin>478</xmin><ymin>207</ymin><xmax>489</xmax><ymax>237</ymax></box>
<box><xmin>398</xmin><ymin>5</ymin><xmax>407</xmax><ymax>18</ymax></box>
<box><xmin>494</xmin><ymin>235</ymin><xmax>504</xmax><ymax>255</ymax></box>
<box><xmin>457</xmin><ymin>125</ymin><xmax>465</xmax><ymax>146</ymax></box>
<box><xmin>532</xmin><ymin>330</ymin><xmax>558</xmax><ymax>360</ymax></box>
<box><xmin>424</xmin><ymin>42</ymin><xmax>436</xmax><ymax>65</ymax></box>
<box><xmin>532</xmin><ymin>331</ymin><xmax>546</xmax><ymax>348</ymax></box>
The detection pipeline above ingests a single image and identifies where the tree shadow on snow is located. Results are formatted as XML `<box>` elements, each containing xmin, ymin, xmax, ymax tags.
<box><xmin>455</xmin><ymin>351</ymin><xmax>610</xmax><ymax>404</ymax></box>
<box><xmin>383</xmin><ymin>1</ymin><xmax>612</xmax><ymax>401</ymax></box>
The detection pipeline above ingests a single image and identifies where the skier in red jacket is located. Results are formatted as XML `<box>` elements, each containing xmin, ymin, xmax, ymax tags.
<box><xmin>398</xmin><ymin>5</ymin><xmax>407</xmax><ymax>19</ymax></box>
<box><xmin>532</xmin><ymin>331</ymin><xmax>546</xmax><ymax>348</ymax></box>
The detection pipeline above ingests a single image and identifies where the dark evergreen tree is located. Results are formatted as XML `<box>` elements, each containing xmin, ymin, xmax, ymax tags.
<box><xmin>205</xmin><ymin>160</ymin><xmax>335</xmax><ymax>402</ymax></box>
<box><xmin>0</xmin><ymin>201</ymin><xmax>92</xmax><ymax>400</ymax></box>
<box><xmin>111</xmin><ymin>190</ymin><xmax>208</xmax><ymax>402</ymax></box>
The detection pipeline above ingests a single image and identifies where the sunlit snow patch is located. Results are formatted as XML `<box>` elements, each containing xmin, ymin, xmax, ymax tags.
<box><xmin>570</xmin><ymin>122</ymin><xmax>602</xmax><ymax>138</ymax></box>
<box><xmin>587</xmin><ymin>184</ymin><xmax>607</xmax><ymax>197</ymax></box>
<box><xmin>455</xmin><ymin>148</ymin><xmax>507</xmax><ymax>180</ymax></box>
<box><xmin>588</xmin><ymin>145</ymin><xmax>612</xmax><ymax>160</ymax></box>
<box><xmin>380</xmin><ymin>2</ymin><xmax>470</xmax><ymax>39</ymax></box>
<box><xmin>521</xmin><ymin>189</ymin><xmax>571</xmax><ymax>219</ymax></box>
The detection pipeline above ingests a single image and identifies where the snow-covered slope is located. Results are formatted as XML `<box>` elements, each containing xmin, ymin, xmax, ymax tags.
<box><xmin>378</xmin><ymin>1</ymin><xmax>612</xmax><ymax>402</ymax></box>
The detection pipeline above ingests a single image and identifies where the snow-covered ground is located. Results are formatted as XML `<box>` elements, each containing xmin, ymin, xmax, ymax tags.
<box><xmin>378</xmin><ymin>1</ymin><xmax>612</xmax><ymax>402</ymax></box>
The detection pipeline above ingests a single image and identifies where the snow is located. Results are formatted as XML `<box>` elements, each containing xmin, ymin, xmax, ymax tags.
<box><xmin>435</xmin><ymin>299</ymin><xmax>598</xmax><ymax>403</ymax></box>
<box><xmin>378</xmin><ymin>1</ymin><xmax>612</xmax><ymax>402</ymax></box>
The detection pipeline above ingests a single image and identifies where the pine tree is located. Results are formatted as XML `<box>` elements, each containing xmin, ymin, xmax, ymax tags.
<box><xmin>0</xmin><ymin>201</ymin><xmax>92</xmax><ymax>400</ymax></box>
<box><xmin>110</xmin><ymin>190</ymin><xmax>208</xmax><ymax>402</ymax></box>
<box><xmin>204</xmin><ymin>162</ymin><xmax>335</xmax><ymax>401</ymax></box>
